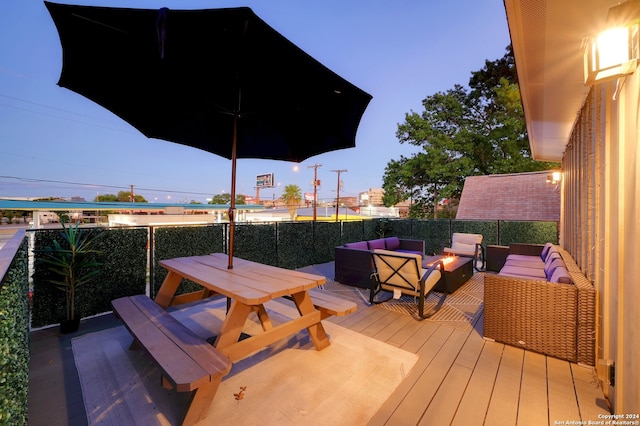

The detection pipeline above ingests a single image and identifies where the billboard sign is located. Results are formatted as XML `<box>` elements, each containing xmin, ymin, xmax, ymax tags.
<box><xmin>256</xmin><ymin>173</ymin><xmax>274</xmax><ymax>188</ymax></box>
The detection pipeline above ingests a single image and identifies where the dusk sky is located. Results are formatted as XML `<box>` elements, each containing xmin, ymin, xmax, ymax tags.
<box><xmin>1</xmin><ymin>1</ymin><xmax>511</xmax><ymax>204</ymax></box>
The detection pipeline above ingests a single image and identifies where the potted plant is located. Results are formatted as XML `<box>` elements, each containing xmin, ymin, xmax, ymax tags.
<box><xmin>375</xmin><ymin>218</ymin><xmax>393</xmax><ymax>238</ymax></box>
<box><xmin>40</xmin><ymin>221</ymin><xmax>103</xmax><ymax>333</ymax></box>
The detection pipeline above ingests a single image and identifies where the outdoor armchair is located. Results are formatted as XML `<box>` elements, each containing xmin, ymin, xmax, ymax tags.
<box><xmin>442</xmin><ymin>232</ymin><xmax>485</xmax><ymax>271</ymax></box>
<box><xmin>370</xmin><ymin>250</ymin><xmax>443</xmax><ymax>319</ymax></box>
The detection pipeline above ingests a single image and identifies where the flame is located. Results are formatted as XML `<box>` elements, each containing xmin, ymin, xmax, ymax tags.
<box><xmin>426</xmin><ymin>256</ymin><xmax>457</xmax><ymax>268</ymax></box>
<box><xmin>441</xmin><ymin>256</ymin><xmax>456</xmax><ymax>265</ymax></box>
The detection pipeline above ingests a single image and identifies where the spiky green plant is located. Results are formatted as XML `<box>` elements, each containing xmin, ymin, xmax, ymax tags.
<box><xmin>40</xmin><ymin>222</ymin><xmax>103</xmax><ymax>321</ymax></box>
<box><xmin>375</xmin><ymin>218</ymin><xmax>393</xmax><ymax>238</ymax></box>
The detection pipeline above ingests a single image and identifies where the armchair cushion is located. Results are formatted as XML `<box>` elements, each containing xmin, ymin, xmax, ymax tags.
<box><xmin>452</xmin><ymin>232</ymin><xmax>483</xmax><ymax>245</ymax></box>
<box><xmin>443</xmin><ymin>233</ymin><xmax>484</xmax><ymax>271</ymax></box>
<box><xmin>445</xmin><ymin>242</ymin><xmax>476</xmax><ymax>256</ymax></box>
<box><xmin>372</xmin><ymin>249</ymin><xmax>423</xmax><ymax>291</ymax></box>
<box><xmin>370</xmin><ymin>249</ymin><xmax>441</xmax><ymax>319</ymax></box>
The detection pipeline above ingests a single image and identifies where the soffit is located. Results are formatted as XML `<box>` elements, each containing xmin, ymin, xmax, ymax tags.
<box><xmin>504</xmin><ymin>0</ymin><xmax>620</xmax><ymax>162</ymax></box>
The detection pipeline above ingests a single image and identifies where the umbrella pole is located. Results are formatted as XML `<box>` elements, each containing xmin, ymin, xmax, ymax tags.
<box><xmin>228</xmin><ymin>114</ymin><xmax>238</xmax><ymax>269</ymax></box>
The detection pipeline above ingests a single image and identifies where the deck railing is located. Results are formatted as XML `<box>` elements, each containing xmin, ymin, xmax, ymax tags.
<box><xmin>0</xmin><ymin>230</ymin><xmax>29</xmax><ymax>425</ymax></box>
<box><xmin>7</xmin><ymin>218</ymin><xmax>559</xmax><ymax>328</ymax></box>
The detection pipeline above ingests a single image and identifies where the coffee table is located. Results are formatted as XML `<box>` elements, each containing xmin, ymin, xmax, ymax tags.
<box><xmin>422</xmin><ymin>255</ymin><xmax>473</xmax><ymax>294</ymax></box>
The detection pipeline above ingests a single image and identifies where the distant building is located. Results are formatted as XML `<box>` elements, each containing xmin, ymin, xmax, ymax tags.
<box><xmin>369</xmin><ymin>188</ymin><xmax>385</xmax><ymax>206</ymax></box>
<box><xmin>359</xmin><ymin>188</ymin><xmax>384</xmax><ymax>206</ymax></box>
<box><xmin>357</xmin><ymin>205</ymin><xmax>400</xmax><ymax>218</ymax></box>
<box><xmin>394</xmin><ymin>200</ymin><xmax>412</xmax><ymax>218</ymax></box>
<box><xmin>339</xmin><ymin>196</ymin><xmax>358</xmax><ymax>207</ymax></box>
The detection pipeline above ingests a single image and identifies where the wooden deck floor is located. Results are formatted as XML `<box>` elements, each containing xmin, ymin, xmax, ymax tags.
<box><xmin>28</xmin><ymin>277</ymin><xmax>610</xmax><ymax>425</ymax></box>
<box><xmin>330</xmin><ymin>299</ymin><xmax>610</xmax><ymax>425</ymax></box>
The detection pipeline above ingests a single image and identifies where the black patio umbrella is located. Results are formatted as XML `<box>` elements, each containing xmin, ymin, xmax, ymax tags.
<box><xmin>45</xmin><ymin>2</ymin><xmax>372</xmax><ymax>268</ymax></box>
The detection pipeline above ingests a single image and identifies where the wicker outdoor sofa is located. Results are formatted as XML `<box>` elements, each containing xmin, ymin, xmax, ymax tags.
<box><xmin>334</xmin><ymin>237</ymin><xmax>425</xmax><ymax>288</ymax></box>
<box><xmin>483</xmin><ymin>243</ymin><xmax>596</xmax><ymax>366</ymax></box>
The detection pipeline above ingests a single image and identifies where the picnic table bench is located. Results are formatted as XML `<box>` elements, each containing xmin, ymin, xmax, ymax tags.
<box><xmin>297</xmin><ymin>288</ymin><xmax>357</xmax><ymax>319</ymax></box>
<box><xmin>112</xmin><ymin>295</ymin><xmax>231</xmax><ymax>426</ymax></box>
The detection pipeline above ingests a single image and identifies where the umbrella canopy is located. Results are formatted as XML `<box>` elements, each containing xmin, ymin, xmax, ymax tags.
<box><xmin>45</xmin><ymin>2</ymin><xmax>372</xmax><ymax>268</ymax></box>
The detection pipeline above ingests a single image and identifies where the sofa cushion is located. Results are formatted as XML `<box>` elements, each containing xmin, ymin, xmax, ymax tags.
<box><xmin>367</xmin><ymin>239</ymin><xmax>387</xmax><ymax>250</ymax></box>
<box><xmin>549</xmin><ymin>266</ymin><xmax>574</xmax><ymax>284</ymax></box>
<box><xmin>373</xmin><ymin>248</ymin><xmax>421</xmax><ymax>261</ymax></box>
<box><xmin>540</xmin><ymin>242</ymin><xmax>554</xmax><ymax>260</ymax></box>
<box><xmin>546</xmin><ymin>245</ymin><xmax>560</xmax><ymax>259</ymax></box>
<box><xmin>544</xmin><ymin>258</ymin><xmax>565</xmax><ymax>279</ymax></box>
<box><xmin>384</xmin><ymin>237</ymin><xmax>400</xmax><ymax>250</ymax></box>
<box><xmin>506</xmin><ymin>254</ymin><xmax>543</xmax><ymax>262</ymax></box>
<box><xmin>344</xmin><ymin>241</ymin><xmax>368</xmax><ymax>250</ymax></box>
<box><xmin>395</xmin><ymin>249</ymin><xmax>424</xmax><ymax>256</ymax></box>
<box><xmin>503</xmin><ymin>258</ymin><xmax>544</xmax><ymax>269</ymax></box>
<box><xmin>545</xmin><ymin>251</ymin><xmax>561</xmax><ymax>266</ymax></box>
<box><xmin>499</xmin><ymin>265</ymin><xmax>547</xmax><ymax>279</ymax></box>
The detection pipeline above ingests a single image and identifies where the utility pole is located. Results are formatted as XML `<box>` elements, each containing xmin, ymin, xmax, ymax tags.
<box><xmin>308</xmin><ymin>164</ymin><xmax>322</xmax><ymax>221</ymax></box>
<box><xmin>130</xmin><ymin>184</ymin><xmax>135</xmax><ymax>202</ymax></box>
<box><xmin>331</xmin><ymin>169</ymin><xmax>347</xmax><ymax>222</ymax></box>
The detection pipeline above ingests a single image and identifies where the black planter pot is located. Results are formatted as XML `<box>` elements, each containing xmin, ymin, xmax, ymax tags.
<box><xmin>59</xmin><ymin>318</ymin><xmax>80</xmax><ymax>334</ymax></box>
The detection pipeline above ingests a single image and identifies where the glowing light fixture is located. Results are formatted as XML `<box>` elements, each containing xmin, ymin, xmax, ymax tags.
<box><xmin>583</xmin><ymin>0</ymin><xmax>640</xmax><ymax>84</ymax></box>
<box><xmin>547</xmin><ymin>171</ymin><xmax>562</xmax><ymax>185</ymax></box>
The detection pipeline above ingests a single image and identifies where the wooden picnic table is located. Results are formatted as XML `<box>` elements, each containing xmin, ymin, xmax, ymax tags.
<box><xmin>156</xmin><ymin>253</ymin><xmax>337</xmax><ymax>362</ymax></box>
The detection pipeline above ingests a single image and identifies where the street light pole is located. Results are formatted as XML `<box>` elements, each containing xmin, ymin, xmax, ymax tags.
<box><xmin>331</xmin><ymin>169</ymin><xmax>347</xmax><ymax>222</ymax></box>
<box><xmin>308</xmin><ymin>163</ymin><xmax>322</xmax><ymax>221</ymax></box>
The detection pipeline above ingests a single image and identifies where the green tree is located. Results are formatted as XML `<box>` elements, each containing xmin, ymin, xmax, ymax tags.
<box><xmin>94</xmin><ymin>194</ymin><xmax>117</xmax><ymax>202</ymax></box>
<box><xmin>281</xmin><ymin>184</ymin><xmax>302</xmax><ymax>220</ymax></box>
<box><xmin>93</xmin><ymin>193</ymin><xmax>147</xmax><ymax>202</ymax></box>
<box><xmin>116</xmin><ymin>191</ymin><xmax>147</xmax><ymax>202</ymax></box>
<box><xmin>384</xmin><ymin>45</ymin><xmax>558</xmax><ymax>218</ymax></box>
<box><xmin>54</xmin><ymin>211</ymin><xmax>71</xmax><ymax>224</ymax></box>
<box><xmin>208</xmin><ymin>193</ymin><xmax>246</xmax><ymax>205</ymax></box>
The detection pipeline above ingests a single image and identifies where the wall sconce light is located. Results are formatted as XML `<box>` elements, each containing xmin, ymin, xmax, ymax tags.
<box><xmin>547</xmin><ymin>171</ymin><xmax>562</xmax><ymax>185</ymax></box>
<box><xmin>583</xmin><ymin>0</ymin><xmax>640</xmax><ymax>85</ymax></box>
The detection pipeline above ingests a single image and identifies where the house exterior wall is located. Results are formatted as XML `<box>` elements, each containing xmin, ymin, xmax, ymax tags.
<box><xmin>562</xmin><ymin>73</ymin><xmax>640</xmax><ymax>412</ymax></box>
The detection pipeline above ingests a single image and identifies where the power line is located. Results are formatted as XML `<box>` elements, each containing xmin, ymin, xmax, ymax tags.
<box><xmin>0</xmin><ymin>93</ymin><xmax>136</xmax><ymax>135</ymax></box>
<box><xmin>0</xmin><ymin>102</ymin><xmax>136</xmax><ymax>135</ymax></box>
<box><xmin>0</xmin><ymin>175</ymin><xmax>215</xmax><ymax>197</ymax></box>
